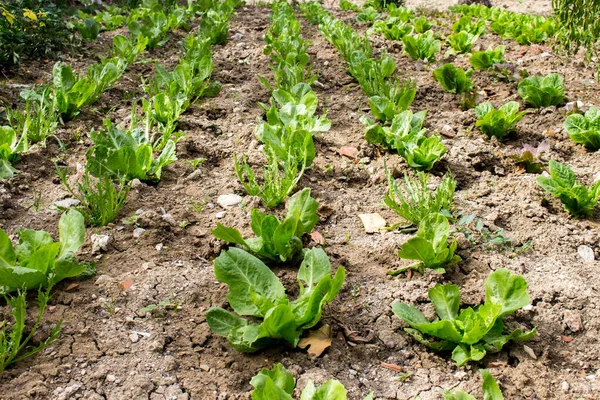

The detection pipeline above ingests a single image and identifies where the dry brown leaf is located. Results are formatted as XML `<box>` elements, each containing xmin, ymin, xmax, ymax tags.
<box><xmin>298</xmin><ymin>324</ymin><xmax>332</xmax><ymax>357</ymax></box>
<box><xmin>65</xmin><ymin>283</ymin><xmax>80</xmax><ymax>292</ymax></box>
<box><xmin>558</xmin><ymin>335</ymin><xmax>574</xmax><ymax>343</ymax></box>
<box><xmin>310</xmin><ymin>231</ymin><xmax>325</xmax><ymax>245</ymax></box>
<box><xmin>339</xmin><ymin>146</ymin><xmax>358</xmax><ymax>159</ymax></box>
<box><xmin>380</xmin><ymin>362</ymin><xmax>403</xmax><ymax>372</ymax></box>
<box><xmin>120</xmin><ymin>280</ymin><xmax>134</xmax><ymax>290</ymax></box>
<box><xmin>358</xmin><ymin>213</ymin><xmax>386</xmax><ymax>233</ymax></box>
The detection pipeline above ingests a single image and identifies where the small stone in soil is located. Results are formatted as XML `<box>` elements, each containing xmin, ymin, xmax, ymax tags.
<box><xmin>133</xmin><ymin>228</ymin><xmax>146</xmax><ymax>238</ymax></box>
<box><xmin>217</xmin><ymin>194</ymin><xmax>243</xmax><ymax>208</ymax></box>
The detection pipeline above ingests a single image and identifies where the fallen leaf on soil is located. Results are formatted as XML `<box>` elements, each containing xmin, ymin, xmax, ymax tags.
<box><xmin>380</xmin><ymin>362</ymin><xmax>403</xmax><ymax>372</ymax></box>
<box><xmin>339</xmin><ymin>146</ymin><xmax>358</xmax><ymax>159</ymax></box>
<box><xmin>557</xmin><ymin>335</ymin><xmax>573</xmax><ymax>343</ymax></box>
<box><xmin>486</xmin><ymin>361</ymin><xmax>508</xmax><ymax>367</ymax></box>
<box><xmin>310</xmin><ymin>231</ymin><xmax>325</xmax><ymax>245</ymax></box>
<box><xmin>120</xmin><ymin>280</ymin><xmax>134</xmax><ymax>290</ymax></box>
<box><xmin>65</xmin><ymin>283</ymin><xmax>80</xmax><ymax>292</ymax></box>
<box><xmin>358</xmin><ymin>213</ymin><xmax>386</xmax><ymax>233</ymax></box>
<box><xmin>318</xmin><ymin>204</ymin><xmax>334</xmax><ymax>219</ymax></box>
<box><xmin>298</xmin><ymin>325</ymin><xmax>332</xmax><ymax>357</ymax></box>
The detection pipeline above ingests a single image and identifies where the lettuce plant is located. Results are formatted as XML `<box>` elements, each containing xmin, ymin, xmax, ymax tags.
<box><xmin>470</xmin><ymin>46</ymin><xmax>504</xmax><ymax>70</ymax></box>
<box><xmin>475</xmin><ymin>101</ymin><xmax>525</xmax><ymax>141</ymax></box>
<box><xmin>507</xmin><ymin>142</ymin><xmax>549</xmax><ymax>174</ymax></box>
<box><xmin>445</xmin><ymin>370</ymin><xmax>504</xmax><ymax>400</ymax></box>
<box><xmin>517</xmin><ymin>74</ymin><xmax>565</xmax><ymax>108</ymax></box>
<box><xmin>251</xmin><ymin>363</ymin><xmax>374</xmax><ymax>400</ymax></box>
<box><xmin>5</xmin><ymin>87</ymin><xmax>58</xmax><ymax>146</ymax></box>
<box><xmin>452</xmin><ymin>15</ymin><xmax>486</xmax><ymax>36</ymax></box>
<box><xmin>402</xmin><ymin>31</ymin><xmax>441</xmax><ymax>62</ymax></box>
<box><xmin>413</xmin><ymin>16</ymin><xmax>434</xmax><ymax>33</ymax></box>
<box><xmin>446</xmin><ymin>31</ymin><xmax>479</xmax><ymax>54</ymax></box>
<box><xmin>564</xmin><ymin>106</ymin><xmax>600</xmax><ymax>150</ymax></box>
<box><xmin>77</xmin><ymin>18</ymin><xmax>101</xmax><ymax>41</ymax></box>
<box><xmin>537</xmin><ymin>160</ymin><xmax>600</xmax><ymax>217</ymax></box>
<box><xmin>86</xmin><ymin>120</ymin><xmax>177</xmax><ymax>183</ymax></box>
<box><xmin>0</xmin><ymin>210</ymin><xmax>91</xmax><ymax>292</ymax></box>
<box><xmin>356</xmin><ymin>6</ymin><xmax>381</xmax><ymax>25</ymax></box>
<box><xmin>385</xmin><ymin>170</ymin><xmax>456</xmax><ymax>225</ymax></box>
<box><xmin>363</xmin><ymin>110</ymin><xmax>446</xmax><ymax>171</ymax></box>
<box><xmin>235</xmin><ymin>152</ymin><xmax>305</xmax><ymax>209</ymax></box>
<box><xmin>0</xmin><ymin>125</ymin><xmax>28</xmax><ymax>179</ymax></box>
<box><xmin>128</xmin><ymin>12</ymin><xmax>170</xmax><ymax>49</ymax></box>
<box><xmin>340</xmin><ymin>0</ymin><xmax>360</xmax><ymax>11</ymax></box>
<box><xmin>433</xmin><ymin>64</ymin><xmax>474</xmax><ymax>94</ymax></box>
<box><xmin>392</xmin><ymin>268</ymin><xmax>536</xmax><ymax>366</ymax></box>
<box><xmin>212</xmin><ymin>188</ymin><xmax>318</xmax><ymax>263</ymax></box>
<box><xmin>393</xmin><ymin>213</ymin><xmax>461</xmax><ymax>274</ymax></box>
<box><xmin>387</xmin><ymin>4</ymin><xmax>413</xmax><ymax>22</ymax></box>
<box><xmin>112</xmin><ymin>34</ymin><xmax>148</xmax><ymax>65</ymax></box>
<box><xmin>205</xmin><ymin>247</ymin><xmax>346</xmax><ymax>352</ymax></box>
<box><xmin>368</xmin><ymin>17</ymin><xmax>414</xmax><ymax>41</ymax></box>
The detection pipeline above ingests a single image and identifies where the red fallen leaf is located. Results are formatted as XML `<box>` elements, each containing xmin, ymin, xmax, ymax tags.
<box><xmin>65</xmin><ymin>283</ymin><xmax>79</xmax><ymax>291</ymax></box>
<box><xmin>380</xmin><ymin>362</ymin><xmax>403</xmax><ymax>372</ymax></box>
<box><xmin>558</xmin><ymin>335</ymin><xmax>573</xmax><ymax>343</ymax></box>
<box><xmin>310</xmin><ymin>231</ymin><xmax>325</xmax><ymax>245</ymax></box>
<box><xmin>120</xmin><ymin>280</ymin><xmax>134</xmax><ymax>290</ymax></box>
<box><xmin>339</xmin><ymin>146</ymin><xmax>358</xmax><ymax>159</ymax></box>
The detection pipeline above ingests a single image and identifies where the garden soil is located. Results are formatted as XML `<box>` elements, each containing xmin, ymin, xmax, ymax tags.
<box><xmin>1</xmin><ymin>1</ymin><xmax>599</xmax><ymax>399</ymax></box>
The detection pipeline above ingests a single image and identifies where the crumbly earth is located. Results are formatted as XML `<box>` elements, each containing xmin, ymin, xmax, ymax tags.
<box><xmin>1</xmin><ymin>1</ymin><xmax>599</xmax><ymax>399</ymax></box>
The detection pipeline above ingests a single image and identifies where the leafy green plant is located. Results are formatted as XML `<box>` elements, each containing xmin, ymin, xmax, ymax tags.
<box><xmin>452</xmin><ymin>15</ymin><xmax>486</xmax><ymax>36</ymax></box>
<box><xmin>475</xmin><ymin>101</ymin><xmax>525</xmax><ymax>141</ymax></box>
<box><xmin>250</xmin><ymin>363</ymin><xmax>374</xmax><ymax>400</ymax></box>
<box><xmin>392</xmin><ymin>213</ymin><xmax>461</xmax><ymax>274</ymax></box>
<box><xmin>86</xmin><ymin>120</ymin><xmax>177</xmax><ymax>182</ymax></box>
<box><xmin>340</xmin><ymin>0</ymin><xmax>360</xmax><ymax>12</ymax></box>
<box><xmin>507</xmin><ymin>142</ymin><xmax>549</xmax><ymax>173</ymax></box>
<box><xmin>0</xmin><ymin>210</ymin><xmax>91</xmax><ymax>292</ymax></box>
<box><xmin>402</xmin><ymin>31</ymin><xmax>441</xmax><ymax>62</ymax></box>
<box><xmin>385</xmin><ymin>170</ymin><xmax>456</xmax><ymax>225</ymax></box>
<box><xmin>517</xmin><ymin>73</ymin><xmax>565</xmax><ymax>108</ymax></box>
<box><xmin>413</xmin><ymin>16</ymin><xmax>433</xmax><ymax>33</ymax></box>
<box><xmin>112</xmin><ymin>34</ymin><xmax>148</xmax><ymax>65</ymax></box>
<box><xmin>56</xmin><ymin>168</ymin><xmax>130</xmax><ymax>227</ymax></box>
<box><xmin>363</xmin><ymin>110</ymin><xmax>446</xmax><ymax>171</ymax></box>
<box><xmin>368</xmin><ymin>17</ymin><xmax>414</xmax><ymax>41</ymax></box>
<box><xmin>392</xmin><ymin>268</ymin><xmax>536</xmax><ymax>366</ymax></box>
<box><xmin>564</xmin><ymin>106</ymin><xmax>600</xmax><ymax>150</ymax></box>
<box><xmin>0</xmin><ymin>126</ymin><xmax>28</xmax><ymax>179</ymax></box>
<box><xmin>455</xmin><ymin>214</ymin><xmax>517</xmax><ymax>252</ymax></box>
<box><xmin>78</xmin><ymin>18</ymin><xmax>101</xmax><ymax>40</ymax></box>
<box><xmin>387</xmin><ymin>4</ymin><xmax>413</xmax><ymax>21</ymax></box>
<box><xmin>446</xmin><ymin>31</ymin><xmax>479</xmax><ymax>54</ymax></box>
<box><xmin>205</xmin><ymin>247</ymin><xmax>346</xmax><ymax>352</ymax></box>
<box><xmin>0</xmin><ymin>286</ymin><xmax>61</xmax><ymax>373</ymax></box>
<box><xmin>433</xmin><ymin>64</ymin><xmax>474</xmax><ymax>94</ymax></box>
<box><xmin>445</xmin><ymin>370</ymin><xmax>504</xmax><ymax>400</ymax></box>
<box><xmin>469</xmin><ymin>46</ymin><xmax>505</xmax><ymax>70</ymax></box>
<box><xmin>5</xmin><ymin>88</ymin><xmax>58</xmax><ymax>146</ymax></box>
<box><xmin>356</xmin><ymin>6</ymin><xmax>381</xmax><ymax>25</ymax></box>
<box><xmin>537</xmin><ymin>160</ymin><xmax>600</xmax><ymax>217</ymax></box>
<box><xmin>235</xmin><ymin>152</ymin><xmax>305</xmax><ymax>209</ymax></box>
<box><xmin>212</xmin><ymin>188</ymin><xmax>318</xmax><ymax>263</ymax></box>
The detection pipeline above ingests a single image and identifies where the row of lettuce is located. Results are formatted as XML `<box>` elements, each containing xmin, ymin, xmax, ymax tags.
<box><xmin>0</xmin><ymin>0</ymin><xmax>242</xmax><ymax>375</ymax></box>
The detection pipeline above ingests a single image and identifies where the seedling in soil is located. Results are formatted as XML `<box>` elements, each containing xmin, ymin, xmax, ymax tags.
<box><xmin>139</xmin><ymin>299</ymin><xmax>181</xmax><ymax>317</ymax></box>
<box><xmin>474</xmin><ymin>101</ymin><xmax>525</xmax><ymax>141</ymax></box>
<box><xmin>392</xmin><ymin>268</ymin><xmax>536</xmax><ymax>366</ymax></box>
<box><xmin>455</xmin><ymin>213</ymin><xmax>515</xmax><ymax>251</ymax></box>
<box><xmin>445</xmin><ymin>370</ymin><xmax>504</xmax><ymax>399</ymax></box>
<box><xmin>563</xmin><ymin>105</ymin><xmax>600</xmax><ymax>151</ymax></box>
<box><xmin>470</xmin><ymin>46</ymin><xmax>505</xmax><ymax>70</ymax></box>
<box><xmin>517</xmin><ymin>73</ymin><xmax>565</xmax><ymax>108</ymax></box>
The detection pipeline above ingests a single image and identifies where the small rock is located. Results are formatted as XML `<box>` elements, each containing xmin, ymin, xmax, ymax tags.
<box><xmin>523</xmin><ymin>345</ymin><xmax>537</xmax><ymax>360</ymax></box>
<box><xmin>106</xmin><ymin>374</ymin><xmax>116</xmax><ymax>382</ymax></box>
<box><xmin>216</xmin><ymin>211</ymin><xmax>226</xmax><ymax>219</ymax></box>
<box><xmin>358</xmin><ymin>213</ymin><xmax>386</xmax><ymax>233</ymax></box>
<box><xmin>131</xmin><ymin>179</ymin><xmax>144</xmax><ymax>189</ymax></box>
<box><xmin>231</xmin><ymin>32</ymin><xmax>244</xmax><ymax>40</ymax></box>
<box><xmin>577</xmin><ymin>245</ymin><xmax>595</xmax><ymax>263</ymax></box>
<box><xmin>156</xmin><ymin>243</ymin><xmax>163</xmax><ymax>252</ymax></box>
<box><xmin>339</xmin><ymin>146</ymin><xmax>358</xmax><ymax>159</ymax></box>
<box><xmin>133</xmin><ymin>228</ymin><xmax>146</xmax><ymax>238</ymax></box>
<box><xmin>563</xmin><ymin>310</ymin><xmax>583</xmax><ymax>332</ymax></box>
<box><xmin>217</xmin><ymin>194</ymin><xmax>243</xmax><ymax>208</ymax></box>
<box><xmin>563</xmin><ymin>101</ymin><xmax>585</xmax><ymax>113</ymax></box>
<box><xmin>162</xmin><ymin>213</ymin><xmax>177</xmax><ymax>226</ymax></box>
<box><xmin>95</xmin><ymin>275</ymin><xmax>115</xmax><ymax>285</ymax></box>
<box><xmin>440</xmin><ymin>124</ymin><xmax>456</xmax><ymax>137</ymax></box>
<box><xmin>54</xmin><ymin>198</ymin><xmax>80</xmax><ymax>209</ymax></box>
<box><xmin>91</xmin><ymin>234</ymin><xmax>110</xmax><ymax>254</ymax></box>
<box><xmin>561</xmin><ymin>381</ymin><xmax>569</xmax><ymax>392</ymax></box>
<box><xmin>129</xmin><ymin>333</ymin><xmax>139</xmax><ymax>343</ymax></box>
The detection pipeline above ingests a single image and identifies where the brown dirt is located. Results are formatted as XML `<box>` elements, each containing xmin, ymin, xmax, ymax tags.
<box><xmin>1</xmin><ymin>2</ymin><xmax>599</xmax><ymax>400</ymax></box>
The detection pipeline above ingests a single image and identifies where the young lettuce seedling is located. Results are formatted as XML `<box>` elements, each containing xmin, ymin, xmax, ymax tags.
<box><xmin>537</xmin><ymin>160</ymin><xmax>600</xmax><ymax>217</ymax></box>
<box><xmin>5</xmin><ymin>87</ymin><xmax>58</xmax><ymax>146</ymax></box>
<box><xmin>507</xmin><ymin>141</ymin><xmax>549</xmax><ymax>174</ymax></box>
<box><xmin>469</xmin><ymin>45</ymin><xmax>505</xmax><ymax>70</ymax></box>
<box><xmin>368</xmin><ymin>17</ymin><xmax>414</xmax><ymax>41</ymax></box>
<box><xmin>563</xmin><ymin>105</ymin><xmax>600</xmax><ymax>151</ymax></box>
<box><xmin>0</xmin><ymin>210</ymin><xmax>92</xmax><ymax>292</ymax></box>
<box><xmin>402</xmin><ymin>31</ymin><xmax>441</xmax><ymax>62</ymax></box>
<box><xmin>212</xmin><ymin>188</ymin><xmax>319</xmax><ymax>263</ymax></box>
<box><xmin>392</xmin><ymin>213</ymin><xmax>461</xmax><ymax>274</ymax></box>
<box><xmin>433</xmin><ymin>64</ymin><xmax>474</xmax><ymax>94</ymax></box>
<box><xmin>385</xmin><ymin>170</ymin><xmax>456</xmax><ymax>226</ymax></box>
<box><xmin>517</xmin><ymin>73</ymin><xmax>565</xmax><ymax>108</ymax></box>
<box><xmin>446</xmin><ymin>31</ymin><xmax>479</xmax><ymax>55</ymax></box>
<box><xmin>413</xmin><ymin>16</ymin><xmax>434</xmax><ymax>33</ymax></box>
<box><xmin>112</xmin><ymin>34</ymin><xmax>149</xmax><ymax>66</ymax></box>
<box><xmin>445</xmin><ymin>370</ymin><xmax>504</xmax><ymax>400</ymax></box>
<box><xmin>452</xmin><ymin>15</ymin><xmax>486</xmax><ymax>36</ymax></box>
<box><xmin>0</xmin><ymin>126</ymin><xmax>28</xmax><ymax>179</ymax></box>
<box><xmin>250</xmin><ymin>363</ymin><xmax>374</xmax><ymax>400</ymax></box>
<box><xmin>474</xmin><ymin>101</ymin><xmax>525</xmax><ymax>141</ymax></box>
<box><xmin>205</xmin><ymin>247</ymin><xmax>345</xmax><ymax>352</ymax></box>
<box><xmin>392</xmin><ymin>268</ymin><xmax>536</xmax><ymax>366</ymax></box>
